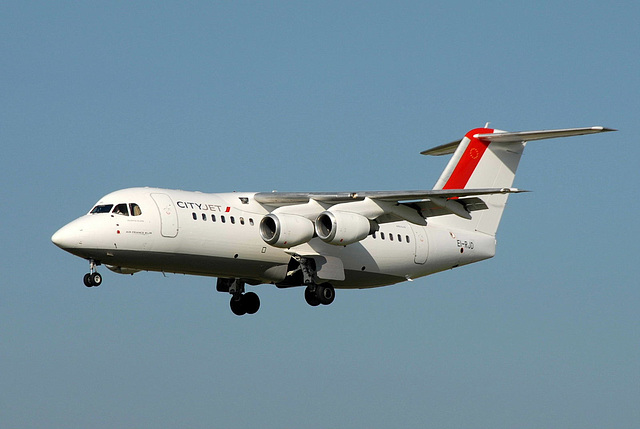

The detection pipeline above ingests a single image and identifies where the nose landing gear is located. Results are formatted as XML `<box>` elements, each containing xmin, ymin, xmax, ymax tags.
<box><xmin>83</xmin><ymin>260</ymin><xmax>102</xmax><ymax>287</ymax></box>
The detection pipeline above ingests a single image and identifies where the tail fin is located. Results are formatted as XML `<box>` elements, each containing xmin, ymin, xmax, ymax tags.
<box><xmin>422</xmin><ymin>126</ymin><xmax>614</xmax><ymax>236</ymax></box>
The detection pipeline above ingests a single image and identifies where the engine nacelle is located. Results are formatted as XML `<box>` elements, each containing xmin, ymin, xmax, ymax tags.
<box><xmin>259</xmin><ymin>213</ymin><xmax>315</xmax><ymax>248</ymax></box>
<box><xmin>315</xmin><ymin>211</ymin><xmax>375</xmax><ymax>245</ymax></box>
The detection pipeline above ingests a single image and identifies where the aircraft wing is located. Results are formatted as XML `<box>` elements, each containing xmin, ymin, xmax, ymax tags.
<box><xmin>254</xmin><ymin>187</ymin><xmax>524</xmax><ymax>224</ymax></box>
<box><xmin>254</xmin><ymin>187</ymin><xmax>521</xmax><ymax>204</ymax></box>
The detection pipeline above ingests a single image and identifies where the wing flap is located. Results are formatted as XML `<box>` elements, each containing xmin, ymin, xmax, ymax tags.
<box><xmin>410</xmin><ymin>197</ymin><xmax>488</xmax><ymax>219</ymax></box>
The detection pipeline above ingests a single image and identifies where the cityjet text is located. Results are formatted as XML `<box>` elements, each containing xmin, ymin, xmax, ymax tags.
<box><xmin>176</xmin><ymin>201</ymin><xmax>224</xmax><ymax>212</ymax></box>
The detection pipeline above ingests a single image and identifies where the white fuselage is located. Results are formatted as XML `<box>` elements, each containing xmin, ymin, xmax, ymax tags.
<box><xmin>52</xmin><ymin>187</ymin><xmax>496</xmax><ymax>289</ymax></box>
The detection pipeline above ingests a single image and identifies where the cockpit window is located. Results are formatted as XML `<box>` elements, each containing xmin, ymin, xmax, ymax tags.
<box><xmin>90</xmin><ymin>204</ymin><xmax>113</xmax><ymax>214</ymax></box>
<box><xmin>90</xmin><ymin>203</ymin><xmax>141</xmax><ymax>216</ymax></box>
<box><xmin>130</xmin><ymin>203</ymin><xmax>142</xmax><ymax>216</ymax></box>
<box><xmin>112</xmin><ymin>203</ymin><xmax>129</xmax><ymax>216</ymax></box>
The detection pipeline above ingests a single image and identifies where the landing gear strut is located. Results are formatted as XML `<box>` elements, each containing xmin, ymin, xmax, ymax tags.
<box><xmin>217</xmin><ymin>278</ymin><xmax>260</xmax><ymax>316</ymax></box>
<box><xmin>83</xmin><ymin>260</ymin><xmax>102</xmax><ymax>287</ymax></box>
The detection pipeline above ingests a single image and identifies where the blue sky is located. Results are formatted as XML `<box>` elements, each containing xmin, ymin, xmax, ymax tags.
<box><xmin>2</xmin><ymin>1</ymin><xmax>638</xmax><ymax>428</ymax></box>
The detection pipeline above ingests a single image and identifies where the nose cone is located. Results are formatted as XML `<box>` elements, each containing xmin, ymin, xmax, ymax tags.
<box><xmin>51</xmin><ymin>223</ymin><xmax>80</xmax><ymax>250</ymax></box>
<box><xmin>52</xmin><ymin>216</ymin><xmax>92</xmax><ymax>251</ymax></box>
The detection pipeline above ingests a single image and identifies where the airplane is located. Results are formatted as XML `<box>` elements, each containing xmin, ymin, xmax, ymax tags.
<box><xmin>51</xmin><ymin>125</ymin><xmax>614</xmax><ymax>315</ymax></box>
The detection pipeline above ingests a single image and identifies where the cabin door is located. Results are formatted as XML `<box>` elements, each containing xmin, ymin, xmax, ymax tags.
<box><xmin>151</xmin><ymin>193</ymin><xmax>179</xmax><ymax>238</ymax></box>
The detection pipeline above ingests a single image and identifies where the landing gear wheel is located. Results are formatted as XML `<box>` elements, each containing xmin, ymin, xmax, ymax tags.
<box><xmin>83</xmin><ymin>273</ymin><xmax>93</xmax><ymax>287</ymax></box>
<box><xmin>316</xmin><ymin>283</ymin><xmax>335</xmax><ymax>305</ymax></box>
<box><xmin>304</xmin><ymin>286</ymin><xmax>320</xmax><ymax>307</ymax></box>
<box><xmin>243</xmin><ymin>292</ymin><xmax>260</xmax><ymax>315</ymax></box>
<box><xmin>83</xmin><ymin>272</ymin><xmax>102</xmax><ymax>287</ymax></box>
<box><xmin>90</xmin><ymin>272</ymin><xmax>102</xmax><ymax>287</ymax></box>
<box><xmin>230</xmin><ymin>295</ymin><xmax>246</xmax><ymax>316</ymax></box>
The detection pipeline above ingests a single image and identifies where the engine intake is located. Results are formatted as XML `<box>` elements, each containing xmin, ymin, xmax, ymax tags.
<box><xmin>259</xmin><ymin>213</ymin><xmax>315</xmax><ymax>248</ymax></box>
<box><xmin>315</xmin><ymin>211</ymin><xmax>376</xmax><ymax>245</ymax></box>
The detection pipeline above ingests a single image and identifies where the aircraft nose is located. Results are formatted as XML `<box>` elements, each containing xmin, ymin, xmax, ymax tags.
<box><xmin>52</xmin><ymin>224</ymin><xmax>75</xmax><ymax>250</ymax></box>
<box><xmin>51</xmin><ymin>220</ymin><xmax>85</xmax><ymax>250</ymax></box>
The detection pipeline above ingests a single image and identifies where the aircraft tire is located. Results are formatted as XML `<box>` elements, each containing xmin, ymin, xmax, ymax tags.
<box><xmin>304</xmin><ymin>286</ymin><xmax>320</xmax><ymax>307</ymax></box>
<box><xmin>90</xmin><ymin>272</ymin><xmax>102</xmax><ymax>287</ymax></box>
<box><xmin>83</xmin><ymin>273</ymin><xmax>93</xmax><ymax>287</ymax></box>
<box><xmin>316</xmin><ymin>283</ymin><xmax>335</xmax><ymax>305</ymax></box>
<box><xmin>230</xmin><ymin>295</ymin><xmax>247</xmax><ymax>316</ymax></box>
<box><xmin>244</xmin><ymin>292</ymin><xmax>260</xmax><ymax>314</ymax></box>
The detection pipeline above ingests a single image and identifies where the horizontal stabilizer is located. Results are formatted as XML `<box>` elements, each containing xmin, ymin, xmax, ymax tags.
<box><xmin>474</xmin><ymin>126</ymin><xmax>616</xmax><ymax>143</ymax></box>
<box><xmin>420</xmin><ymin>139</ymin><xmax>461</xmax><ymax>156</ymax></box>
<box><xmin>422</xmin><ymin>126</ymin><xmax>615</xmax><ymax>156</ymax></box>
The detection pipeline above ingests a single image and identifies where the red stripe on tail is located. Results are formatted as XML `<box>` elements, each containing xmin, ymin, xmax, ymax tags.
<box><xmin>443</xmin><ymin>127</ymin><xmax>494</xmax><ymax>189</ymax></box>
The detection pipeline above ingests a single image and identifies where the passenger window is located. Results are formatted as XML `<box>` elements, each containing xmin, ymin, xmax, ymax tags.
<box><xmin>372</xmin><ymin>232</ymin><xmax>376</xmax><ymax>239</ymax></box>
<box><xmin>90</xmin><ymin>204</ymin><xmax>113</xmax><ymax>214</ymax></box>
<box><xmin>230</xmin><ymin>216</ymin><xmax>235</xmax><ymax>224</ymax></box>
<box><xmin>240</xmin><ymin>217</ymin><xmax>245</xmax><ymax>225</ymax></box>
<box><xmin>381</xmin><ymin>232</ymin><xmax>385</xmax><ymax>240</ymax></box>
<box><xmin>192</xmin><ymin>212</ymin><xmax>197</xmax><ymax>220</ymax></box>
<box><xmin>130</xmin><ymin>203</ymin><xmax>142</xmax><ymax>216</ymax></box>
<box><xmin>202</xmin><ymin>213</ymin><xmax>207</xmax><ymax>221</ymax></box>
<box><xmin>249</xmin><ymin>218</ymin><xmax>254</xmax><ymax>226</ymax></box>
<box><xmin>113</xmin><ymin>203</ymin><xmax>129</xmax><ymax>216</ymax></box>
<box><xmin>398</xmin><ymin>234</ymin><xmax>402</xmax><ymax>242</ymax></box>
<box><xmin>406</xmin><ymin>235</ymin><xmax>410</xmax><ymax>243</ymax></box>
<box><xmin>211</xmin><ymin>214</ymin><xmax>216</xmax><ymax>222</ymax></box>
<box><xmin>221</xmin><ymin>216</ymin><xmax>226</xmax><ymax>223</ymax></box>
<box><xmin>389</xmin><ymin>234</ymin><xmax>393</xmax><ymax>241</ymax></box>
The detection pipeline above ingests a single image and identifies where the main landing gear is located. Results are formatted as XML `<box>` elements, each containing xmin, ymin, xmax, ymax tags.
<box><xmin>217</xmin><ymin>255</ymin><xmax>337</xmax><ymax>315</ymax></box>
<box><xmin>217</xmin><ymin>278</ymin><xmax>260</xmax><ymax>316</ymax></box>
<box><xmin>292</xmin><ymin>255</ymin><xmax>336</xmax><ymax>308</ymax></box>
<box><xmin>83</xmin><ymin>260</ymin><xmax>102</xmax><ymax>287</ymax></box>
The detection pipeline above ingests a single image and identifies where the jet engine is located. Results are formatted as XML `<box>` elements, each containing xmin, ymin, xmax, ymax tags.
<box><xmin>259</xmin><ymin>213</ymin><xmax>315</xmax><ymax>248</ymax></box>
<box><xmin>315</xmin><ymin>211</ymin><xmax>376</xmax><ymax>245</ymax></box>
